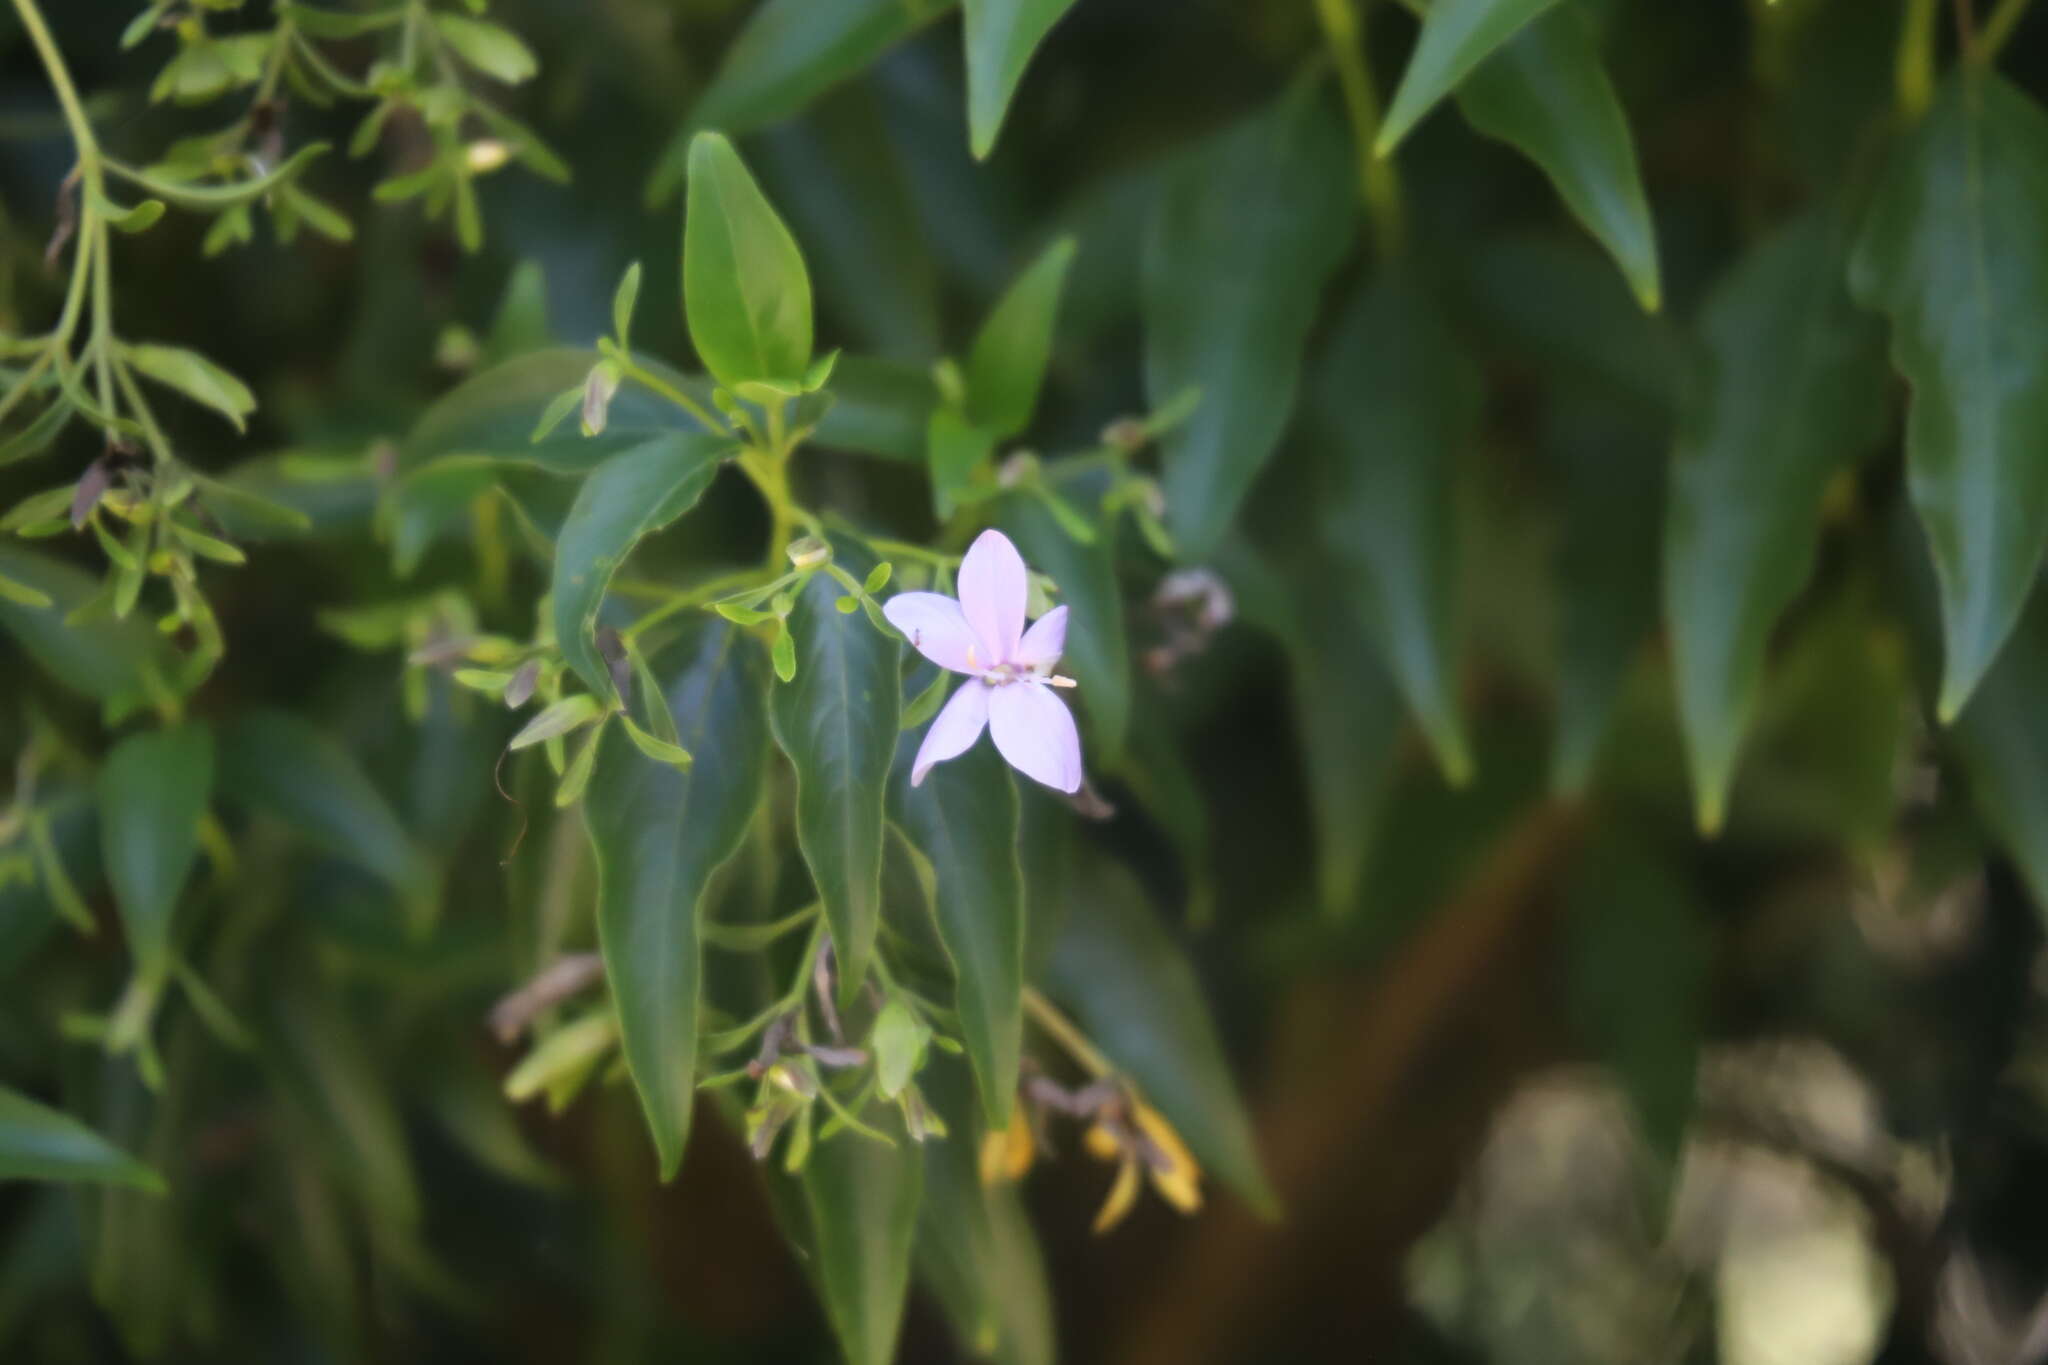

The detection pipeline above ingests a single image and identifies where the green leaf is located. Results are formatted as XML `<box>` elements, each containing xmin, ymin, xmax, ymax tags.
<box><xmin>682</xmin><ymin>132</ymin><xmax>814</xmax><ymax>393</ymax></box>
<box><xmin>999</xmin><ymin>491</ymin><xmax>1130</xmax><ymax>761</ymax></box>
<box><xmin>432</xmin><ymin>13</ymin><xmax>537</xmax><ymax>84</ymax></box>
<box><xmin>552</xmin><ymin>432</ymin><xmax>733</xmax><ymax>699</ymax></box>
<box><xmin>751</xmin><ymin>84</ymin><xmax>943</xmax><ymax>360</ymax></box>
<box><xmin>1145</xmin><ymin>79</ymin><xmax>1353</xmax><ymax>558</ymax></box>
<box><xmin>1377</xmin><ymin>0</ymin><xmax>1560</xmax><ymax>154</ymax></box>
<box><xmin>586</xmin><ymin>621</ymin><xmax>769</xmax><ymax>1178</ymax></box>
<box><xmin>404</xmin><ymin>348</ymin><xmax>714</xmax><ymax>473</ymax></box>
<box><xmin>509</xmin><ymin>695</ymin><xmax>604</xmax><ymax>750</ymax></box>
<box><xmin>816</xmin><ymin>355</ymin><xmax>939</xmax><ymax>461</ymax></box>
<box><xmin>0</xmin><ymin>1086</ymin><xmax>164</xmax><ymax>1193</ymax></box>
<box><xmin>0</xmin><ymin>573</ymin><xmax>52</xmax><ymax>609</ymax></box>
<box><xmin>893</xmin><ymin>743</ymin><xmax>1024</xmax><ymax>1128</ymax></box>
<box><xmin>1564</xmin><ymin>834</ymin><xmax>1708</xmax><ymax>1164</ymax></box>
<box><xmin>966</xmin><ymin>235</ymin><xmax>1076</xmax><ymax>438</ymax></box>
<box><xmin>0</xmin><ymin>546</ymin><xmax>169</xmax><ymax>711</ymax></box>
<box><xmin>1222</xmin><ymin>538</ymin><xmax>1403</xmax><ymax>918</ymax></box>
<box><xmin>215</xmin><ymin>711</ymin><xmax>438</xmax><ymax>927</ymax></box>
<box><xmin>1849</xmin><ymin>72</ymin><xmax>2048</xmax><ymax>722</ymax></box>
<box><xmin>915</xmin><ymin>1061</ymin><xmax>1055</xmax><ymax>1365</ymax></box>
<box><xmin>611</xmin><ymin>261</ymin><xmax>642</xmax><ymax>349</ymax></box>
<box><xmin>484</xmin><ymin>260</ymin><xmax>551</xmax><ymax>365</ymax></box>
<box><xmin>1667</xmin><ymin>209</ymin><xmax>1887</xmax><ymax>834</ymax></box>
<box><xmin>97</xmin><ymin>724</ymin><xmax>214</xmax><ymax>984</ymax></box>
<box><xmin>0</xmin><ymin>397</ymin><xmax>73</xmax><ymax>467</ymax></box>
<box><xmin>1945</xmin><ymin>586</ymin><xmax>2048</xmax><ymax>917</ymax></box>
<box><xmin>1548</xmin><ymin>397</ymin><xmax>1664</xmax><ymax>794</ymax></box>
<box><xmin>646</xmin><ymin>0</ymin><xmax>957</xmax><ymax>200</ymax></box>
<box><xmin>784</xmin><ymin>1119</ymin><xmax>923</xmax><ymax>1365</ymax></box>
<box><xmin>871</xmin><ymin>999</ymin><xmax>930</xmax><ymax>1099</ymax></box>
<box><xmin>121</xmin><ymin>343</ymin><xmax>256</xmax><ymax>433</ymax></box>
<box><xmin>1040</xmin><ymin>856</ymin><xmax>1278</xmax><ymax>1215</ymax></box>
<box><xmin>927</xmin><ymin>408</ymin><xmax>998</xmax><ymax>520</ymax></box>
<box><xmin>770</xmin><ymin>535</ymin><xmax>901</xmax><ymax>1008</ymax></box>
<box><xmin>963</xmin><ymin>0</ymin><xmax>1081</xmax><ymax>159</ymax></box>
<box><xmin>1455</xmin><ymin>5</ymin><xmax>1660</xmax><ymax>311</ymax></box>
<box><xmin>1310</xmin><ymin>275</ymin><xmax>1475</xmax><ymax>785</ymax></box>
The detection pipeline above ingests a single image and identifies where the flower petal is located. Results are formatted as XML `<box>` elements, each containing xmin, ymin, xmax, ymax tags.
<box><xmin>987</xmin><ymin>680</ymin><xmax>1082</xmax><ymax>793</ymax></box>
<box><xmin>957</xmin><ymin>528</ymin><xmax>1028</xmax><ymax>664</ymax></box>
<box><xmin>911</xmin><ymin>680</ymin><xmax>990</xmax><ymax>785</ymax></box>
<box><xmin>883</xmin><ymin>592</ymin><xmax>983</xmax><ymax>674</ymax></box>
<box><xmin>1013</xmin><ymin>604</ymin><xmax>1068</xmax><ymax>671</ymax></box>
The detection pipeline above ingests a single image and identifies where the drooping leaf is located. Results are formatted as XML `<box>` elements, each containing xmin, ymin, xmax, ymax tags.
<box><xmin>1377</xmin><ymin>0</ymin><xmax>1560</xmax><ymax>154</ymax></box>
<box><xmin>97</xmin><ymin>724</ymin><xmax>214</xmax><ymax>984</ymax></box>
<box><xmin>646</xmin><ymin>0</ymin><xmax>957</xmax><ymax>201</ymax></box>
<box><xmin>770</xmin><ymin>536</ymin><xmax>902</xmax><ymax>1006</ymax></box>
<box><xmin>1548</xmin><ymin>397</ymin><xmax>1664</xmax><ymax>794</ymax></box>
<box><xmin>915</xmin><ymin>1060</ymin><xmax>1055</xmax><ymax>1365</ymax></box>
<box><xmin>214</xmin><ymin>711</ymin><xmax>439</xmax><ymax>930</ymax></box>
<box><xmin>1667</xmin><ymin>208</ymin><xmax>1887</xmax><ymax>833</ymax></box>
<box><xmin>999</xmin><ymin>491</ymin><xmax>1129</xmax><ymax>761</ymax></box>
<box><xmin>682</xmin><ymin>132</ymin><xmax>814</xmax><ymax>394</ymax></box>
<box><xmin>0</xmin><ymin>1086</ymin><xmax>163</xmax><ymax>1193</ymax></box>
<box><xmin>1849</xmin><ymin>72</ymin><xmax>2048</xmax><ymax>721</ymax></box>
<box><xmin>1222</xmin><ymin>538</ymin><xmax>1403</xmax><ymax>917</ymax></box>
<box><xmin>0</xmin><ymin>546</ymin><xmax>169</xmax><ymax>712</ymax></box>
<box><xmin>586</xmin><ymin>621</ymin><xmax>770</xmax><ymax>1179</ymax></box>
<box><xmin>963</xmin><ymin>0</ymin><xmax>1082</xmax><ymax>159</ymax></box>
<box><xmin>552</xmin><ymin>432</ymin><xmax>733</xmax><ymax>699</ymax></box>
<box><xmin>782</xmin><ymin>1119</ymin><xmax>924</xmax><ymax>1365</ymax></box>
<box><xmin>1564</xmin><ymin>833</ymin><xmax>1709</xmax><ymax>1164</ymax></box>
<box><xmin>966</xmin><ymin>235</ymin><xmax>1076</xmax><ymax>438</ymax></box>
<box><xmin>1144</xmin><ymin>78</ymin><xmax>1353</xmax><ymax>558</ymax></box>
<box><xmin>1040</xmin><ymin>856</ymin><xmax>1278</xmax><ymax>1214</ymax></box>
<box><xmin>893</xmin><ymin>743</ymin><xmax>1024</xmax><ymax>1128</ymax></box>
<box><xmin>1309</xmin><ymin>274</ymin><xmax>1475</xmax><ymax>785</ymax></box>
<box><xmin>1456</xmin><ymin>4</ymin><xmax>1660</xmax><ymax>311</ymax></box>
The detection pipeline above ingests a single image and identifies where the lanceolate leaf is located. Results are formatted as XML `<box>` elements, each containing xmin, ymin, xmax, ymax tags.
<box><xmin>97</xmin><ymin>724</ymin><xmax>215</xmax><ymax>985</ymax></box>
<box><xmin>893</xmin><ymin>744</ymin><xmax>1025</xmax><ymax>1128</ymax></box>
<box><xmin>966</xmin><ymin>235</ymin><xmax>1077</xmax><ymax>438</ymax></box>
<box><xmin>1040</xmin><ymin>857</ymin><xmax>1278</xmax><ymax>1214</ymax></box>
<box><xmin>1377</xmin><ymin>0</ymin><xmax>1560</xmax><ymax>155</ymax></box>
<box><xmin>1456</xmin><ymin>4</ymin><xmax>1660</xmax><ymax>312</ymax></box>
<box><xmin>963</xmin><ymin>0</ymin><xmax>1082</xmax><ymax>160</ymax></box>
<box><xmin>1667</xmin><ymin>209</ymin><xmax>1887</xmax><ymax>834</ymax></box>
<box><xmin>999</xmin><ymin>491</ymin><xmax>1130</xmax><ymax>761</ymax></box>
<box><xmin>915</xmin><ymin>1061</ymin><xmax>1055</xmax><ymax>1365</ymax></box>
<box><xmin>552</xmin><ymin>432</ymin><xmax>734</xmax><ymax>699</ymax></box>
<box><xmin>788</xmin><ymin>1121</ymin><xmax>924</xmax><ymax>1365</ymax></box>
<box><xmin>1849</xmin><ymin>73</ymin><xmax>2048</xmax><ymax>722</ymax></box>
<box><xmin>1311</xmin><ymin>274</ymin><xmax>1476</xmax><ymax>785</ymax></box>
<box><xmin>1564</xmin><ymin>833</ymin><xmax>1709</xmax><ymax>1164</ymax></box>
<box><xmin>0</xmin><ymin>1086</ymin><xmax>164</xmax><ymax>1193</ymax></box>
<box><xmin>586</xmin><ymin>621</ymin><xmax>770</xmax><ymax>1179</ymax></box>
<box><xmin>684</xmin><ymin>133</ymin><xmax>814</xmax><ymax>394</ymax></box>
<box><xmin>0</xmin><ymin>545</ymin><xmax>169</xmax><ymax>712</ymax></box>
<box><xmin>215</xmin><ymin>711</ymin><xmax>439</xmax><ymax>930</ymax></box>
<box><xmin>771</xmin><ymin>536</ymin><xmax>902</xmax><ymax>1006</ymax></box>
<box><xmin>1948</xmin><ymin>589</ymin><xmax>2048</xmax><ymax>915</ymax></box>
<box><xmin>646</xmin><ymin>0</ymin><xmax>957</xmax><ymax>201</ymax></box>
<box><xmin>1144</xmin><ymin>78</ymin><xmax>1353</xmax><ymax>558</ymax></box>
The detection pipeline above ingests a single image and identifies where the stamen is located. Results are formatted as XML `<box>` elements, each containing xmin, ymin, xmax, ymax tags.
<box><xmin>1047</xmin><ymin>674</ymin><xmax>1078</xmax><ymax>689</ymax></box>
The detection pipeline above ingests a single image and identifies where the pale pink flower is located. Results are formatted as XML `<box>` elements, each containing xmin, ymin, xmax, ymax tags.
<box><xmin>883</xmin><ymin>529</ymin><xmax>1082</xmax><ymax>793</ymax></box>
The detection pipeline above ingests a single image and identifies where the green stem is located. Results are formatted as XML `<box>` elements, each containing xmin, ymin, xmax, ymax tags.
<box><xmin>1314</xmin><ymin>0</ymin><xmax>1404</xmax><ymax>258</ymax></box>
<box><xmin>1023</xmin><ymin>988</ymin><xmax>1113</xmax><ymax>1079</ymax></box>
<box><xmin>620</xmin><ymin>359</ymin><xmax>728</xmax><ymax>435</ymax></box>
<box><xmin>1897</xmin><ymin>0</ymin><xmax>1940</xmax><ymax>113</ymax></box>
<box><xmin>1981</xmin><ymin>0</ymin><xmax>2037</xmax><ymax>59</ymax></box>
<box><xmin>9</xmin><ymin>0</ymin><xmax>99</xmax><ymax>162</ymax></box>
